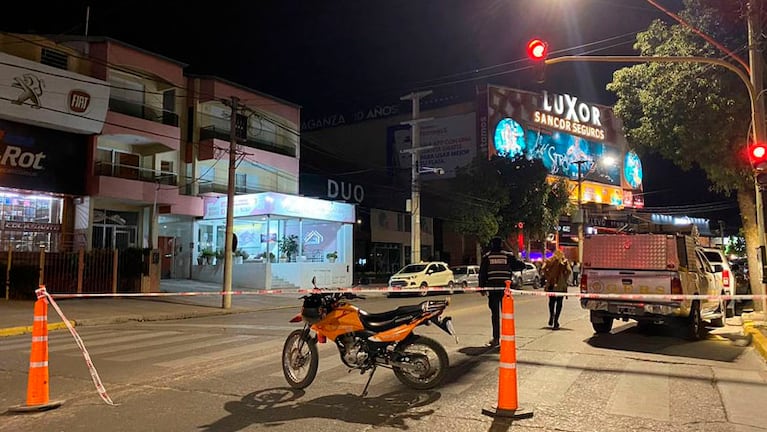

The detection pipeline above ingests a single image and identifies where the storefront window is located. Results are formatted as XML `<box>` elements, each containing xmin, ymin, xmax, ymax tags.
<box><xmin>0</xmin><ymin>192</ymin><xmax>64</xmax><ymax>251</ymax></box>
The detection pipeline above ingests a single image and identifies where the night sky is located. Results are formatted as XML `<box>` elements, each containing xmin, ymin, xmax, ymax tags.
<box><xmin>1</xmin><ymin>0</ymin><xmax>741</xmax><ymax>229</ymax></box>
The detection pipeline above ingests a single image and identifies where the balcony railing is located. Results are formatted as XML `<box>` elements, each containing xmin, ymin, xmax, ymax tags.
<box><xmin>95</xmin><ymin>161</ymin><xmax>178</xmax><ymax>186</ymax></box>
<box><xmin>109</xmin><ymin>98</ymin><xmax>179</xmax><ymax>127</ymax></box>
<box><xmin>189</xmin><ymin>181</ymin><xmax>269</xmax><ymax>196</ymax></box>
<box><xmin>199</xmin><ymin>125</ymin><xmax>296</xmax><ymax>158</ymax></box>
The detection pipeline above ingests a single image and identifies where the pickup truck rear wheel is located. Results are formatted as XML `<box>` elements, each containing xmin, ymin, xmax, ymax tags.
<box><xmin>590</xmin><ymin>311</ymin><xmax>613</xmax><ymax>334</ymax></box>
<box><xmin>686</xmin><ymin>301</ymin><xmax>705</xmax><ymax>340</ymax></box>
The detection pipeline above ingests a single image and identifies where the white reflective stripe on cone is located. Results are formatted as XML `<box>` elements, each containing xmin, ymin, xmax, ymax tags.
<box><xmin>499</xmin><ymin>362</ymin><xmax>517</xmax><ymax>369</ymax></box>
<box><xmin>29</xmin><ymin>361</ymin><xmax>48</xmax><ymax>368</ymax></box>
<box><xmin>31</xmin><ymin>336</ymin><xmax>48</xmax><ymax>342</ymax></box>
<box><xmin>501</xmin><ymin>313</ymin><xmax>514</xmax><ymax>320</ymax></box>
<box><xmin>33</xmin><ymin>316</ymin><xmax>47</xmax><ymax>321</ymax></box>
<box><xmin>500</xmin><ymin>335</ymin><xmax>515</xmax><ymax>342</ymax></box>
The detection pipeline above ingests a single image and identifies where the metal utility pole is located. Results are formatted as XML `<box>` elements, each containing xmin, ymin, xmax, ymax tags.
<box><xmin>222</xmin><ymin>95</ymin><xmax>239</xmax><ymax>309</ymax></box>
<box><xmin>574</xmin><ymin>160</ymin><xmax>588</xmax><ymax>264</ymax></box>
<box><xmin>400</xmin><ymin>90</ymin><xmax>433</xmax><ymax>265</ymax></box>
<box><xmin>747</xmin><ymin>0</ymin><xmax>767</xmax><ymax>314</ymax></box>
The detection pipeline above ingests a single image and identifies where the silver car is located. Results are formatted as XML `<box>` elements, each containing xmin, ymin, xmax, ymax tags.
<box><xmin>451</xmin><ymin>265</ymin><xmax>479</xmax><ymax>291</ymax></box>
<box><xmin>513</xmin><ymin>262</ymin><xmax>541</xmax><ymax>288</ymax></box>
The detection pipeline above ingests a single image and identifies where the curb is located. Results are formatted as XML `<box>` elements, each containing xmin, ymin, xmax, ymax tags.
<box><xmin>0</xmin><ymin>321</ymin><xmax>73</xmax><ymax>338</ymax></box>
<box><xmin>743</xmin><ymin>322</ymin><xmax>767</xmax><ymax>361</ymax></box>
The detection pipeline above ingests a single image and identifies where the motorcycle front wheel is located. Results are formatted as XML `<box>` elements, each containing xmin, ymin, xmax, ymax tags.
<box><xmin>392</xmin><ymin>335</ymin><xmax>448</xmax><ymax>390</ymax></box>
<box><xmin>282</xmin><ymin>329</ymin><xmax>319</xmax><ymax>389</ymax></box>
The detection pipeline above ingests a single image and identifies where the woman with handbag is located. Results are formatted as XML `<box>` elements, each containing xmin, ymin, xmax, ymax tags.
<box><xmin>542</xmin><ymin>250</ymin><xmax>572</xmax><ymax>330</ymax></box>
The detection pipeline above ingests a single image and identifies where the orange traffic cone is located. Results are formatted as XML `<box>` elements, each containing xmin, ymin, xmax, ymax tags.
<box><xmin>482</xmin><ymin>280</ymin><xmax>533</xmax><ymax>419</ymax></box>
<box><xmin>9</xmin><ymin>286</ymin><xmax>63</xmax><ymax>412</ymax></box>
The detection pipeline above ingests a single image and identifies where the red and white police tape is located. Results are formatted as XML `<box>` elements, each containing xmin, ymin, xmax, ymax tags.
<box><xmin>40</xmin><ymin>287</ymin><xmax>117</xmax><ymax>406</ymax></box>
<box><xmin>48</xmin><ymin>286</ymin><xmax>767</xmax><ymax>302</ymax></box>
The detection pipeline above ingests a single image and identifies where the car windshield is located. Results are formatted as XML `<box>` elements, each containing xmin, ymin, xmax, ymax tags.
<box><xmin>452</xmin><ymin>267</ymin><xmax>468</xmax><ymax>275</ymax></box>
<box><xmin>398</xmin><ymin>264</ymin><xmax>427</xmax><ymax>274</ymax></box>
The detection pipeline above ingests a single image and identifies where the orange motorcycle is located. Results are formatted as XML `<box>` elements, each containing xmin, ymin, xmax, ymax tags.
<box><xmin>282</xmin><ymin>280</ymin><xmax>456</xmax><ymax>396</ymax></box>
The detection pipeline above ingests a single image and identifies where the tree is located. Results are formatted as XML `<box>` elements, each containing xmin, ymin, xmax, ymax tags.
<box><xmin>605</xmin><ymin>0</ymin><xmax>763</xmax><ymax>301</ymax></box>
<box><xmin>451</xmin><ymin>154</ymin><xmax>572</xmax><ymax>260</ymax></box>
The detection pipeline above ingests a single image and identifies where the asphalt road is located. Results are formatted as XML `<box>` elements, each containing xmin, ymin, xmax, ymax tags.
<box><xmin>1</xmin><ymin>290</ymin><xmax>766</xmax><ymax>432</ymax></box>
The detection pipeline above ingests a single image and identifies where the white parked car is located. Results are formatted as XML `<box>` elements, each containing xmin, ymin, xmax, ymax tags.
<box><xmin>698</xmin><ymin>246</ymin><xmax>735</xmax><ymax>317</ymax></box>
<box><xmin>513</xmin><ymin>262</ymin><xmax>541</xmax><ymax>288</ymax></box>
<box><xmin>388</xmin><ymin>262</ymin><xmax>455</xmax><ymax>296</ymax></box>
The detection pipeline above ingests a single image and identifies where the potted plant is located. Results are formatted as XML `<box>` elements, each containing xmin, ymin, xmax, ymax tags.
<box><xmin>214</xmin><ymin>249</ymin><xmax>225</xmax><ymax>265</ymax></box>
<box><xmin>201</xmin><ymin>248</ymin><xmax>215</xmax><ymax>265</ymax></box>
<box><xmin>278</xmin><ymin>235</ymin><xmax>299</xmax><ymax>262</ymax></box>
<box><xmin>234</xmin><ymin>249</ymin><xmax>249</xmax><ymax>264</ymax></box>
<box><xmin>326</xmin><ymin>251</ymin><xmax>338</xmax><ymax>263</ymax></box>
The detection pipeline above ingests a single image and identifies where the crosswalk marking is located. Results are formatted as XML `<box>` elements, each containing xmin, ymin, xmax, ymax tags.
<box><xmin>519</xmin><ymin>352</ymin><xmax>582</xmax><ymax>406</ymax></box>
<box><xmin>154</xmin><ymin>338</ymin><xmax>280</xmax><ymax>369</ymax></box>
<box><xmin>84</xmin><ymin>333</ymin><xmax>211</xmax><ymax>357</ymax></box>
<box><xmin>0</xmin><ymin>330</ymin><xmax>122</xmax><ymax>352</ymax></box>
<box><xmin>108</xmin><ymin>335</ymin><xmax>255</xmax><ymax>362</ymax></box>
<box><xmin>715</xmin><ymin>368</ymin><xmax>767</xmax><ymax>429</ymax></box>
<box><xmin>49</xmin><ymin>331</ymin><xmax>178</xmax><ymax>353</ymax></box>
<box><xmin>607</xmin><ymin>361</ymin><xmax>670</xmax><ymax>421</ymax></box>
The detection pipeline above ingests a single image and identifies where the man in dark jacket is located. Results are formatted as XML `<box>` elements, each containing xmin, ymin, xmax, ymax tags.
<box><xmin>478</xmin><ymin>236</ymin><xmax>526</xmax><ymax>347</ymax></box>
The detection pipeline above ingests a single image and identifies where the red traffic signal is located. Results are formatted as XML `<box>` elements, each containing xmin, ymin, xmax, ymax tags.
<box><xmin>526</xmin><ymin>39</ymin><xmax>548</xmax><ymax>61</ymax></box>
<box><xmin>751</xmin><ymin>143</ymin><xmax>767</xmax><ymax>161</ymax></box>
<box><xmin>749</xmin><ymin>143</ymin><xmax>767</xmax><ymax>166</ymax></box>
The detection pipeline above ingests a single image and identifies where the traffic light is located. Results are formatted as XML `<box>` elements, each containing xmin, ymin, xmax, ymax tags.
<box><xmin>748</xmin><ymin>143</ymin><xmax>767</xmax><ymax>186</ymax></box>
<box><xmin>526</xmin><ymin>39</ymin><xmax>548</xmax><ymax>83</ymax></box>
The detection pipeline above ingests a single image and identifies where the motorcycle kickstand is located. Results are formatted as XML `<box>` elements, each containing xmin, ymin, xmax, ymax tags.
<box><xmin>360</xmin><ymin>366</ymin><xmax>377</xmax><ymax>398</ymax></box>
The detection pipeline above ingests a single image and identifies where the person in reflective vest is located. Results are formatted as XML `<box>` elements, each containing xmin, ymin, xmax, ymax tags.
<box><xmin>478</xmin><ymin>236</ymin><xmax>526</xmax><ymax>347</ymax></box>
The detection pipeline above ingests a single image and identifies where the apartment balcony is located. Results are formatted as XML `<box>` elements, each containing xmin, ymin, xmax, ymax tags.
<box><xmin>199</xmin><ymin>126</ymin><xmax>296</xmax><ymax>158</ymax></box>
<box><xmin>95</xmin><ymin>161</ymin><xmax>178</xmax><ymax>185</ymax></box>
<box><xmin>91</xmin><ymin>162</ymin><xmax>203</xmax><ymax>217</ymax></box>
<box><xmin>109</xmin><ymin>98</ymin><xmax>179</xmax><ymax>127</ymax></box>
<box><xmin>102</xmin><ymin>99</ymin><xmax>181</xmax><ymax>154</ymax></box>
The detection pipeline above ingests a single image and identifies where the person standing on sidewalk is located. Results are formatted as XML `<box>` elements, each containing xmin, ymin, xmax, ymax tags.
<box><xmin>571</xmin><ymin>260</ymin><xmax>581</xmax><ymax>286</ymax></box>
<box><xmin>542</xmin><ymin>250</ymin><xmax>571</xmax><ymax>330</ymax></box>
<box><xmin>479</xmin><ymin>236</ymin><xmax>526</xmax><ymax>347</ymax></box>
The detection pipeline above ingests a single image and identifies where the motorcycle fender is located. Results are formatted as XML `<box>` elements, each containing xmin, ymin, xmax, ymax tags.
<box><xmin>367</xmin><ymin>317</ymin><xmax>427</xmax><ymax>343</ymax></box>
<box><xmin>289</xmin><ymin>313</ymin><xmax>302</xmax><ymax>323</ymax></box>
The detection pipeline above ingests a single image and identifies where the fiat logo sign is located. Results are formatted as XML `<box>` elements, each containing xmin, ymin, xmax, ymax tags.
<box><xmin>68</xmin><ymin>90</ymin><xmax>91</xmax><ymax>113</ymax></box>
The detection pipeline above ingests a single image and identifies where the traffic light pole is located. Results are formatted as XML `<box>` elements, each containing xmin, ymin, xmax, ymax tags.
<box><xmin>545</xmin><ymin>54</ymin><xmax>767</xmax><ymax>312</ymax></box>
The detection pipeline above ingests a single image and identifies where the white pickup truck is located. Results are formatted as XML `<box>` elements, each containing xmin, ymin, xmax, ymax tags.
<box><xmin>580</xmin><ymin>234</ymin><xmax>725</xmax><ymax>340</ymax></box>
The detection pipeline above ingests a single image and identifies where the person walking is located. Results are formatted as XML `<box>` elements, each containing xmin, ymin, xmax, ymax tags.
<box><xmin>571</xmin><ymin>261</ymin><xmax>581</xmax><ymax>286</ymax></box>
<box><xmin>542</xmin><ymin>250</ymin><xmax>571</xmax><ymax>330</ymax></box>
<box><xmin>479</xmin><ymin>236</ymin><xmax>526</xmax><ymax>347</ymax></box>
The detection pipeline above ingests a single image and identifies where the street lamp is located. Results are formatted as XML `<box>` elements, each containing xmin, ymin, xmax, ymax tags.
<box><xmin>573</xmin><ymin>157</ymin><xmax>616</xmax><ymax>263</ymax></box>
<box><xmin>573</xmin><ymin>160</ymin><xmax>587</xmax><ymax>264</ymax></box>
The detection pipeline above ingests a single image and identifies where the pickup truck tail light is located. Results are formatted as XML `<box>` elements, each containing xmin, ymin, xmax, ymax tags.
<box><xmin>722</xmin><ymin>269</ymin><xmax>731</xmax><ymax>289</ymax></box>
<box><xmin>671</xmin><ymin>276</ymin><xmax>683</xmax><ymax>295</ymax></box>
<box><xmin>580</xmin><ymin>273</ymin><xmax>588</xmax><ymax>293</ymax></box>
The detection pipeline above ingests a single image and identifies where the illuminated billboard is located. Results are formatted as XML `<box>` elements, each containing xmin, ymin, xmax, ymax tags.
<box><xmin>478</xmin><ymin>85</ymin><xmax>643</xmax><ymax>207</ymax></box>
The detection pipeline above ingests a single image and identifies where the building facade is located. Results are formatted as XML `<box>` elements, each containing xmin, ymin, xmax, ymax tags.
<box><xmin>0</xmin><ymin>33</ymin><xmax>354</xmax><ymax>289</ymax></box>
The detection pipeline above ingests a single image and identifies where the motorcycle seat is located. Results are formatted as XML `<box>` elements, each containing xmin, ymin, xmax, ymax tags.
<box><xmin>358</xmin><ymin>304</ymin><xmax>423</xmax><ymax>331</ymax></box>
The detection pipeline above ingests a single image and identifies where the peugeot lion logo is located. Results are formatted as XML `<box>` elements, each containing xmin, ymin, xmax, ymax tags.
<box><xmin>11</xmin><ymin>73</ymin><xmax>45</xmax><ymax>109</ymax></box>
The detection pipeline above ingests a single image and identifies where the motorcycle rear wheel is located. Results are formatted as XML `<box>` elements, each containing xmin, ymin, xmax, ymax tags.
<box><xmin>282</xmin><ymin>329</ymin><xmax>319</xmax><ymax>389</ymax></box>
<box><xmin>392</xmin><ymin>335</ymin><xmax>448</xmax><ymax>390</ymax></box>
